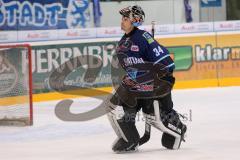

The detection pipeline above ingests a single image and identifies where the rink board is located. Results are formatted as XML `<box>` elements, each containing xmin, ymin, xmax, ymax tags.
<box><xmin>1</xmin><ymin>32</ymin><xmax>240</xmax><ymax>102</ymax></box>
<box><xmin>155</xmin><ymin>31</ymin><xmax>240</xmax><ymax>88</ymax></box>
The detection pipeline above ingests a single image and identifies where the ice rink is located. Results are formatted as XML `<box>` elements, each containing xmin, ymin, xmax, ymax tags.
<box><xmin>0</xmin><ymin>86</ymin><xmax>240</xmax><ymax>160</ymax></box>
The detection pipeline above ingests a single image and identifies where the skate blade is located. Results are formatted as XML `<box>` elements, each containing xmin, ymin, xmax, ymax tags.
<box><xmin>114</xmin><ymin>148</ymin><xmax>139</xmax><ymax>154</ymax></box>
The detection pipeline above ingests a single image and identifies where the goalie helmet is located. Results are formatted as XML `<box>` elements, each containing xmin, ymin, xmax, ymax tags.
<box><xmin>119</xmin><ymin>5</ymin><xmax>145</xmax><ymax>27</ymax></box>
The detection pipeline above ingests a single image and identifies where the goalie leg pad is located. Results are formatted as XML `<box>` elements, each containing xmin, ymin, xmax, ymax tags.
<box><xmin>107</xmin><ymin>106</ymin><xmax>128</xmax><ymax>142</ymax></box>
<box><xmin>107</xmin><ymin>104</ymin><xmax>140</xmax><ymax>153</ymax></box>
<box><xmin>148</xmin><ymin>101</ymin><xmax>187</xmax><ymax>150</ymax></box>
<box><xmin>112</xmin><ymin>118</ymin><xmax>140</xmax><ymax>153</ymax></box>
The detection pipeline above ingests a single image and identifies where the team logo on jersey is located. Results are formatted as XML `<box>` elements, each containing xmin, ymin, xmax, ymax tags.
<box><xmin>131</xmin><ymin>45</ymin><xmax>139</xmax><ymax>52</ymax></box>
<box><xmin>143</xmin><ymin>32</ymin><xmax>154</xmax><ymax>44</ymax></box>
<box><xmin>117</xmin><ymin>39</ymin><xmax>133</xmax><ymax>52</ymax></box>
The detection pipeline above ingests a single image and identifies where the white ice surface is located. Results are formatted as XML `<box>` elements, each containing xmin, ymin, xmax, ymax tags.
<box><xmin>0</xmin><ymin>87</ymin><xmax>240</xmax><ymax>160</ymax></box>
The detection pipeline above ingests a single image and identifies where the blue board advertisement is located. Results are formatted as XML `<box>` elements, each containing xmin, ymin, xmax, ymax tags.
<box><xmin>0</xmin><ymin>0</ymin><xmax>90</xmax><ymax>30</ymax></box>
<box><xmin>201</xmin><ymin>0</ymin><xmax>222</xmax><ymax>7</ymax></box>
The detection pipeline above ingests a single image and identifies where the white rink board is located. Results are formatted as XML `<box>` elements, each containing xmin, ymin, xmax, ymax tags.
<box><xmin>0</xmin><ymin>87</ymin><xmax>240</xmax><ymax>160</ymax></box>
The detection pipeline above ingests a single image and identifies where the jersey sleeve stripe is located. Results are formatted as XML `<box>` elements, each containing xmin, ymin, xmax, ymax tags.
<box><xmin>153</xmin><ymin>54</ymin><xmax>170</xmax><ymax>65</ymax></box>
<box><xmin>164</xmin><ymin>63</ymin><xmax>175</xmax><ymax>69</ymax></box>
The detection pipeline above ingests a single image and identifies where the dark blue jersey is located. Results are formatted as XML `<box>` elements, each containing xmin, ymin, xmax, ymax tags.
<box><xmin>116</xmin><ymin>27</ymin><xmax>175</xmax><ymax>85</ymax></box>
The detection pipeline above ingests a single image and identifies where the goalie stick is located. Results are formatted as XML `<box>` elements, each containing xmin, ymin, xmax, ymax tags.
<box><xmin>139</xmin><ymin>21</ymin><xmax>155</xmax><ymax>146</ymax></box>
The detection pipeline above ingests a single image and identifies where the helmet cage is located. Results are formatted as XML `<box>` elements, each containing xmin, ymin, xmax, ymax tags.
<box><xmin>119</xmin><ymin>5</ymin><xmax>145</xmax><ymax>27</ymax></box>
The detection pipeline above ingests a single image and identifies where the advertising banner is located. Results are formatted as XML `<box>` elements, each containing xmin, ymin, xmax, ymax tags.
<box><xmin>18</xmin><ymin>30</ymin><xmax>58</xmax><ymax>41</ymax></box>
<box><xmin>23</xmin><ymin>41</ymin><xmax>195</xmax><ymax>93</ymax></box>
<box><xmin>58</xmin><ymin>28</ymin><xmax>97</xmax><ymax>39</ymax></box>
<box><xmin>201</xmin><ymin>0</ymin><xmax>222</xmax><ymax>8</ymax></box>
<box><xmin>0</xmin><ymin>0</ymin><xmax>90</xmax><ymax>30</ymax></box>
<box><xmin>155</xmin><ymin>24</ymin><xmax>174</xmax><ymax>35</ymax></box>
<box><xmin>96</xmin><ymin>27</ymin><xmax>123</xmax><ymax>38</ymax></box>
<box><xmin>29</xmin><ymin>41</ymin><xmax>117</xmax><ymax>93</ymax></box>
<box><xmin>0</xmin><ymin>31</ymin><xmax>18</xmax><ymax>42</ymax></box>
<box><xmin>174</xmin><ymin>22</ymin><xmax>214</xmax><ymax>33</ymax></box>
<box><xmin>214</xmin><ymin>21</ymin><xmax>240</xmax><ymax>31</ymax></box>
<box><xmin>156</xmin><ymin>32</ymin><xmax>240</xmax><ymax>87</ymax></box>
<box><xmin>14</xmin><ymin>32</ymin><xmax>240</xmax><ymax>94</ymax></box>
<box><xmin>1</xmin><ymin>20</ymin><xmax>240</xmax><ymax>42</ymax></box>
